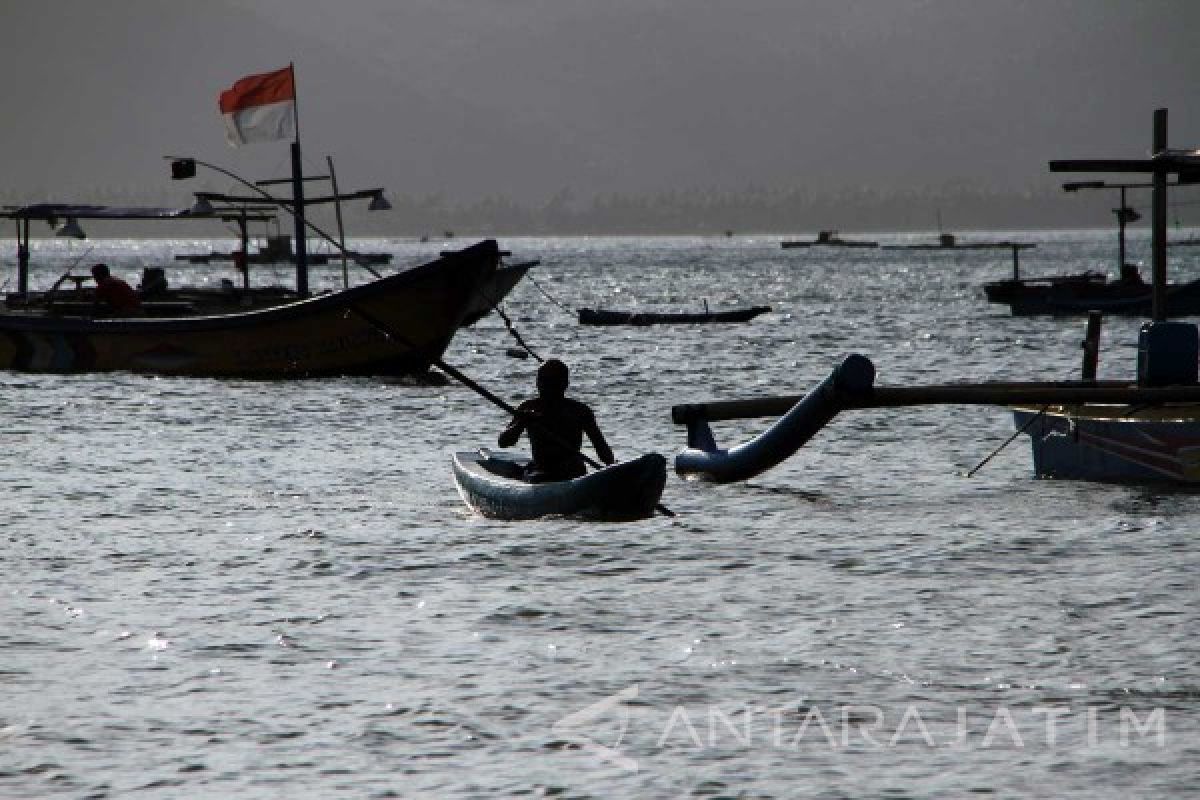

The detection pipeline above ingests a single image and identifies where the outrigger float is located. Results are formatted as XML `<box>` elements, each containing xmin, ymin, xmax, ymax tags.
<box><xmin>675</xmin><ymin>109</ymin><xmax>1200</xmax><ymax>484</ymax></box>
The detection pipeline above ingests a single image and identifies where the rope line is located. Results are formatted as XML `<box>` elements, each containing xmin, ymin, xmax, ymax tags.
<box><xmin>525</xmin><ymin>273</ymin><xmax>574</xmax><ymax>316</ymax></box>
<box><xmin>492</xmin><ymin>302</ymin><xmax>544</xmax><ymax>363</ymax></box>
<box><xmin>966</xmin><ymin>406</ymin><xmax>1047</xmax><ymax>477</ymax></box>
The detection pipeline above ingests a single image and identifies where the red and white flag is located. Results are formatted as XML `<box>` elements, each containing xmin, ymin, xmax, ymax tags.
<box><xmin>218</xmin><ymin>66</ymin><xmax>296</xmax><ymax>147</ymax></box>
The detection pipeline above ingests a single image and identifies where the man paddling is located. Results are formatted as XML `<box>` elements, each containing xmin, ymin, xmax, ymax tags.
<box><xmin>498</xmin><ymin>358</ymin><xmax>615</xmax><ymax>481</ymax></box>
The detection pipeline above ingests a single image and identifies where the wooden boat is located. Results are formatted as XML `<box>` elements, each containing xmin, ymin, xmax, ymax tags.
<box><xmin>1014</xmin><ymin>403</ymin><xmax>1200</xmax><ymax>482</ymax></box>
<box><xmin>882</xmin><ymin>233</ymin><xmax>1036</xmax><ymax>251</ymax></box>
<box><xmin>0</xmin><ymin>239</ymin><xmax>501</xmax><ymax>377</ymax></box>
<box><xmin>984</xmin><ymin>176</ymin><xmax>1200</xmax><ymax>316</ymax></box>
<box><xmin>984</xmin><ymin>273</ymin><xmax>1200</xmax><ymax>316</ymax></box>
<box><xmin>452</xmin><ymin>450</ymin><xmax>667</xmax><ymax>520</ymax></box>
<box><xmin>578</xmin><ymin>305</ymin><xmax>771</xmax><ymax>326</ymax></box>
<box><xmin>781</xmin><ymin>230</ymin><xmax>878</xmax><ymax>249</ymax></box>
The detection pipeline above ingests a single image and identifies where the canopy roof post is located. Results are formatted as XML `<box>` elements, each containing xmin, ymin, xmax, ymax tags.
<box><xmin>17</xmin><ymin>218</ymin><xmax>30</xmax><ymax>295</ymax></box>
<box><xmin>1152</xmin><ymin>109</ymin><xmax>1168</xmax><ymax>321</ymax></box>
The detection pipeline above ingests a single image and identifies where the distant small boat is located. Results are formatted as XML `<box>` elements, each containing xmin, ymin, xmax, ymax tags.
<box><xmin>451</xmin><ymin>450</ymin><xmax>667</xmax><ymax>520</ymax></box>
<box><xmin>882</xmin><ymin>233</ymin><xmax>1036</xmax><ymax>251</ymax></box>
<box><xmin>578</xmin><ymin>305</ymin><xmax>771</xmax><ymax>326</ymax></box>
<box><xmin>782</xmin><ymin>230</ymin><xmax>878</xmax><ymax>249</ymax></box>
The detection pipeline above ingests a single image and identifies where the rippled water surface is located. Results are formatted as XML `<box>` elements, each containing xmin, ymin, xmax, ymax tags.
<box><xmin>3</xmin><ymin>232</ymin><xmax>1199</xmax><ymax>798</ymax></box>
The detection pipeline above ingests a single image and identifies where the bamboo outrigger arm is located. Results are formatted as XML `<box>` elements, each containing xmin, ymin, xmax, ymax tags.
<box><xmin>672</xmin><ymin>355</ymin><xmax>1200</xmax><ymax>483</ymax></box>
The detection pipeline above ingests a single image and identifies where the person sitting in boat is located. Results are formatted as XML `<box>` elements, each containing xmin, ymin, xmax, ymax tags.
<box><xmin>498</xmin><ymin>358</ymin><xmax>615</xmax><ymax>481</ymax></box>
<box><xmin>90</xmin><ymin>263</ymin><xmax>143</xmax><ymax>316</ymax></box>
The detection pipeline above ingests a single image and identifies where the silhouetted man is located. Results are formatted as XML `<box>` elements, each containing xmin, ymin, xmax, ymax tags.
<box><xmin>91</xmin><ymin>263</ymin><xmax>143</xmax><ymax>316</ymax></box>
<box><xmin>498</xmin><ymin>358</ymin><xmax>615</xmax><ymax>481</ymax></box>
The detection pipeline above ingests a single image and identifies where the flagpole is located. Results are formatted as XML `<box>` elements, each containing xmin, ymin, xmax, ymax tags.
<box><xmin>288</xmin><ymin>62</ymin><xmax>309</xmax><ymax>296</ymax></box>
<box><xmin>289</xmin><ymin>63</ymin><xmax>301</xmax><ymax>145</ymax></box>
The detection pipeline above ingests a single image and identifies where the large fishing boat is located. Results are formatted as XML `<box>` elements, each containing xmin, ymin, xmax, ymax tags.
<box><xmin>0</xmin><ymin>227</ymin><xmax>500</xmax><ymax>377</ymax></box>
<box><xmin>0</xmin><ymin>65</ymin><xmax>515</xmax><ymax>377</ymax></box>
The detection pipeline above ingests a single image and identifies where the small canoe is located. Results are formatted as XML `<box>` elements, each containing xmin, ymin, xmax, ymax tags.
<box><xmin>452</xmin><ymin>450</ymin><xmax>667</xmax><ymax>520</ymax></box>
<box><xmin>577</xmin><ymin>306</ymin><xmax>770</xmax><ymax>326</ymax></box>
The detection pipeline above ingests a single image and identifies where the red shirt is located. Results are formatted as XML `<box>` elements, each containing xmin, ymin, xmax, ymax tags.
<box><xmin>94</xmin><ymin>276</ymin><xmax>142</xmax><ymax>314</ymax></box>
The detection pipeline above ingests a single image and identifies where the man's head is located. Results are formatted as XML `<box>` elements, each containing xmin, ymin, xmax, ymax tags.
<box><xmin>90</xmin><ymin>263</ymin><xmax>111</xmax><ymax>281</ymax></box>
<box><xmin>536</xmin><ymin>358</ymin><xmax>569</xmax><ymax>399</ymax></box>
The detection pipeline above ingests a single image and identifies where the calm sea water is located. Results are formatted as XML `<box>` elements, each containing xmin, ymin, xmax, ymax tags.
<box><xmin>2</xmin><ymin>231</ymin><xmax>1198</xmax><ymax>798</ymax></box>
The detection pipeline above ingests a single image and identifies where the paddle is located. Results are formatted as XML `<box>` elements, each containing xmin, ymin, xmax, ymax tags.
<box><xmin>347</xmin><ymin>304</ymin><xmax>676</xmax><ymax>518</ymax></box>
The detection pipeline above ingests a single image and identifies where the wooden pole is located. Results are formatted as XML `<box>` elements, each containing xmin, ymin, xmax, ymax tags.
<box><xmin>236</xmin><ymin>213</ymin><xmax>250</xmax><ymax>290</ymax></box>
<box><xmin>17</xmin><ymin>218</ymin><xmax>30</xmax><ymax>295</ymax></box>
<box><xmin>290</xmin><ymin>141</ymin><xmax>309</xmax><ymax>297</ymax></box>
<box><xmin>1152</xmin><ymin>108</ymin><xmax>1168</xmax><ymax>320</ymax></box>
<box><xmin>1117</xmin><ymin>186</ymin><xmax>1128</xmax><ymax>274</ymax></box>
<box><xmin>327</xmin><ymin>155</ymin><xmax>350</xmax><ymax>290</ymax></box>
<box><xmin>1081</xmin><ymin>311</ymin><xmax>1103</xmax><ymax>381</ymax></box>
<box><xmin>672</xmin><ymin>382</ymin><xmax>1200</xmax><ymax>423</ymax></box>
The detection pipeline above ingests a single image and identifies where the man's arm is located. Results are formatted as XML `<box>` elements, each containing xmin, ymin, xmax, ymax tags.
<box><xmin>497</xmin><ymin>402</ymin><xmax>529</xmax><ymax>447</ymax></box>
<box><xmin>583</xmin><ymin>412</ymin><xmax>616</xmax><ymax>465</ymax></box>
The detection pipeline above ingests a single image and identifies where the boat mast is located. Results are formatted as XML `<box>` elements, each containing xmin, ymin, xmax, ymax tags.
<box><xmin>1117</xmin><ymin>186</ymin><xmax>1128</xmax><ymax>273</ymax></box>
<box><xmin>288</xmin><ymin>63</ymin><xmax>310</xmax><ymax>297</ymax></box>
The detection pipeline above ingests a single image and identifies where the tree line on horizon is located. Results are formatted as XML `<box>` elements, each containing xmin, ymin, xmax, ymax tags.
<box><xmin>1</xmin><ymin>183</ymin><xmax>1190</xmax><ymax>238</ymax></box>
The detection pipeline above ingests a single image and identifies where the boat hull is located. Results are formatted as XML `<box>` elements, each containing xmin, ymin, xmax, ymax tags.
<box><xmin>452</xmin><ymin>450</ymin><xmax>667</xmax><ymax>520</ymax></box>
<box><xmin>578</xmin><ymin>306</ymin><xmax>770</xmax><ymax>326</ymax></box>
<box><xmin>1014</xmin><ymin>404</ymin><xmax>1200</xmax><ymax>482</ymax></box>
<box><xmin>0</xmin><ymin>240</ymin><xmax>500</xmax><ymax>377</ymax></box>
<box><xmin>985</xmin><ymin>276</ymin><xmax>1200</xmax><ymax>316</ymax></box>
<box><xmin>781</xmin><ymin>240</ymin><xmax>877</xmax><ymax>249</ymax></box>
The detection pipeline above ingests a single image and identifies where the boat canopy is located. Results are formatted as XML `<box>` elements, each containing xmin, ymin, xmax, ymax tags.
<box><xmin>0</xmin><ymin>203</ymin><xmax>214</xmax><ymax>221</ymax></box>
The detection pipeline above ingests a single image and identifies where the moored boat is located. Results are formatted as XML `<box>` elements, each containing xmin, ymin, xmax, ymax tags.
<box><xmin>0</xmin><ymin>239</ymin><xmax>501</xmax><ymax>377</ymax></box>
<box><xmin>984</xmin><ymin>176</ymin><xmax>1200</xmax><ymax>316</ymax></box>
<box><xmin>1014</xmin><ymin>403</ymin><xmax>1200</xmax><ymax>482</ymax></box>
<box><xmin>578</xmin><ymin>305</ymin><xmax>771</xmax><ymax>326</ymax></box>
<box><xmin>451</xmin><ymin>450</ymin><xmax>667</xmax><ymax>520</ymax></box>
<box><xmin>883</xmin><ymin>233</ymin><xmax>1036</xmax><ymax>250</ymax></box>
<box><xmin>782</xmin><ymin>229</ymin><xmax>878</xmax><ymax>248</ymax></box>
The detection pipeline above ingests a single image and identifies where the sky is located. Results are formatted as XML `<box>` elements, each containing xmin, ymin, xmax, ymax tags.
<box><xmin>0</xmin><ymin>0</ymin><xmax>1198</xmax><ymax>230</ymax></box>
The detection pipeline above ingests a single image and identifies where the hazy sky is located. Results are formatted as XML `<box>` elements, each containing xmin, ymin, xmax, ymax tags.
<box><xmin>1</xmin><ymin>0</ymin><xmax>1197</xmax><ymax>212</ymax></box>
